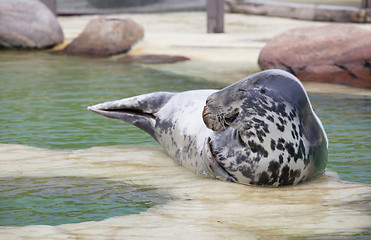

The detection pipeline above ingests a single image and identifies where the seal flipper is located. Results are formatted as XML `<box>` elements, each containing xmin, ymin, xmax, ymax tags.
<box><xmin>201</xmin><ymin>137</ymin><xmax>237</xmax><ymax>182</ymax></box>
<box><xmin>88</xmin><ymin>92</ymin><xmax>175</xmax><ymax>141</ymax></box>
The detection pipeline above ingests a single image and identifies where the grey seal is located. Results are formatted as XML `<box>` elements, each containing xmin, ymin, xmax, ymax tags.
<box><xmin>88</xmin><ymin>69</ymin><xmax>328</xmax><ymax>186</ymax></box>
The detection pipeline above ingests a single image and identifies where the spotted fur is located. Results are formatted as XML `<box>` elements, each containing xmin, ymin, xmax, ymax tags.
<box><xmin>88</xmin><ymin>69</ymin><xmax>328</xmax><ymax>186</ymax></box>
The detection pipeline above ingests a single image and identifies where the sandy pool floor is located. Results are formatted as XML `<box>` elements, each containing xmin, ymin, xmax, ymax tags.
<box><xmin>0</xmin><ymin>144</ymin><xmax>370</xmax><ymax>239</ymax></box>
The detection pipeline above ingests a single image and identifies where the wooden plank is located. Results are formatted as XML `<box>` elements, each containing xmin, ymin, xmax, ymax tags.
<box><xmin>229</xmin><ymin>0</ymin><xmax>370</xmax><ymax>23</ymax></box>
<box><xmin>362</xmin><ymin>0</ymin><xmax>371</xmax><ymax>8</ymax></box>
<box><xmin>207</xmin><ymin>0</ymin><xmax>224</xmax><ymax>33</ymax></box>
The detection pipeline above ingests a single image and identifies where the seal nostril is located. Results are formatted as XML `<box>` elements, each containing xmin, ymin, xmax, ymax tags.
<box><xmin>260</xmin><ymin>89</ymin><xmax>266</xmax><ymax>94</ymax></box>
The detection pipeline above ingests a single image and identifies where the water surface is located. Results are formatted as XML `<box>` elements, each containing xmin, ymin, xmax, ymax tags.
<box><xmin>0</xmin><ymin>51</ymin><xmax>224</xmax><ymax>148</ymax></box>
<box><xmin>0</xmin><ymin>176</ymin><xmax>169</xmax><ymax>226</ymax></box>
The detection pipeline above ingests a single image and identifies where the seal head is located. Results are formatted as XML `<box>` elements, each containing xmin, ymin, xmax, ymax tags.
<box><xmin>202</xmin><ymin>69</ymin><xmax>328</xmax><ymax>186</ymax></box>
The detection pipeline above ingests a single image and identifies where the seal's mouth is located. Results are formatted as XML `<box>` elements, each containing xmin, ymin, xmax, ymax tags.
<box><xmin>202</xmin><ymin>106</ymin><xmax>239</xmax><ymax>131</ymax></box>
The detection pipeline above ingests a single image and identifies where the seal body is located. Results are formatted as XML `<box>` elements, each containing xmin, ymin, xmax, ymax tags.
<box><xmin>88</xmin><ymin>69</ymin><xmax>328</xmax><ymax>186</ymax></box>
<box><xmin>152</xmin><ymin>90</ymin><xmax>216</xmax><ymax>175</ymax></box>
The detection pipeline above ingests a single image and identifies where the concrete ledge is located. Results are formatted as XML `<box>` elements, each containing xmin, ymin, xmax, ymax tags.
<box><xmin>227</xmin><ymin>0</ymin><xmax>371</xmax><ymax>23</ymax></box>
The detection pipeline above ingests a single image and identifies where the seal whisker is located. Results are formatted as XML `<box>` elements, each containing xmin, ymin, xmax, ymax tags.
<box><xmin>216</xmin><ymin>111</ymin><xmax>228</xmax><ymax>130</ymax></box>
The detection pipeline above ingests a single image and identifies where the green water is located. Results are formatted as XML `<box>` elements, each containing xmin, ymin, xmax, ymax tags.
<box><xmin>0</xmin><ymin>176</ymin><xmax>169</xmax><ymax>226</ymax></box>
<box><xmin>0</xmin><ymin>51</ymin><xmax>370</xmax><ymax>185</ymax></box>
<box><xmin>0</xmin><ymin>51</ymin><xmax>224</xmax><ymax>226</ymax></box>
<box><xmin>310</xmin><ymin>94</ymin><xmax>371</xmax><ymax>184</ymax></box>
<box><xmin>0</xmin><ymin>51</ymin><xmax>224</xmax><ymax>148</ymax></box>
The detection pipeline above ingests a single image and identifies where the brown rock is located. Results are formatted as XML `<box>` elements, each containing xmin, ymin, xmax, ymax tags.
<box><xmin>118</xmin><ymin>54</ymin><xmax>190</xmax><ymax>64</ymax></box>
<box><xmin>64</xmin><ymin>18</ymin><xmax>144</xmax><ymax>57</ymax></box>
<box><xmin>258</xmin><ymin>24</ymin><xmax>371</xmax><ymax>89</ymax></box>
<box><xmin>0</xmin><ymin>0</ymin><xmax>64</xmax><ymax>49</ymax></box>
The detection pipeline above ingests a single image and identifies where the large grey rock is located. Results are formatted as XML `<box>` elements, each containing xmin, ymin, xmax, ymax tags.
<box><xmin>0</xmin><ymin>0</ymin><xmax>64</xmax><ymax>49</ymax></box>
<box><xmin>64</xmin><ymin>18</ymin><xmax>144</xmax><ymax>57</ymax></box>
<box><xmin>258</xmin><ymin>24</ymin><xmax>371</xmax><ymax>89</ymax></box>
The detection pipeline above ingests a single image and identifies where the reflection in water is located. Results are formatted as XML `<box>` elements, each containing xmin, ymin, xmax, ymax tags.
<box><xmin>0</xmin><ymin>51</ymin><xmax>370</xmax><ymax>184</ymax></box>
<box><xmin>0</xmin><ymin>176</ymin><xmax>169</xmax><ymax>226</ymax></box>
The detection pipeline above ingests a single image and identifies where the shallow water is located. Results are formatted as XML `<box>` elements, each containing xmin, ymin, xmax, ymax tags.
<box><xmin>0</xmin><ymin>51</ymin><xmax>370</xmax><ymax>183</ymax></box>
<box><xmin>0</xmin><ymin>176</ymin><xmax>169</xmax><ymax>226</ymax></box>
<box><xmin>0</xmin><ymin>144</ymin><xmax>370</xmax><ymax>239</ymax></box>
<box><xmin>310</xmin><ymin>94</ymin><xmax>371</xmax><ymax>183</ymax></box>
<box><xmin>0</xmin><ymin>50</ymin><xmax>223</xmax><ymax>148</ymax></box>
<box><xmin>0</xmin><ymin>51</ymin><xmax>370</xmax><ymax>238</ymax></box>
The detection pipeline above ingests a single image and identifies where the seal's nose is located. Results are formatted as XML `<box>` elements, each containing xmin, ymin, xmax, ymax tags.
<box><xmin>205</xmin><ymin>95</ymin><xmax>215</xmax><ymax>106</ymax></box>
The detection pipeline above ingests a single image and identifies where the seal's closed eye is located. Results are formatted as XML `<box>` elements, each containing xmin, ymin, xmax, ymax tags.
<box><xmin>224</xmin><ymin>112</ymin><xmax>239</xmax><ymax>124</ymax></box>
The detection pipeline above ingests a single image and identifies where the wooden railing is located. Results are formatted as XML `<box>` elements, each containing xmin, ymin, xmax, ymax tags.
<box><xmin>228</xmin><ymin>0</ymin><xmax>371</xmax><ymax>23</ymax></box>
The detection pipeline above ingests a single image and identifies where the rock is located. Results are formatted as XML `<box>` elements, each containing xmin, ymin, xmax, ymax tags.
<box><xmin>0</xmin><ymin>0</ymin><xmax>64</xmax><ymax>49</ymax></box>
<box><xmin>64</xmin><ymin>18</ymin><xmax>144</xmax><ymax>57</ymax></box>
<box><xmin>118</xmin><ymin>54</ymin><xmax>190</xmax><ymax>64</ymax></box>
<box><xmin>258</xmin><ymin>24</ymin><xmax>371</xmax><ymax>89</ymax></box>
